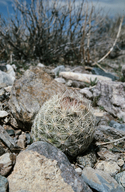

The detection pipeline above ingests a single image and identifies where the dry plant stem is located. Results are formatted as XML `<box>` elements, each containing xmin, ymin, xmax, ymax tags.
<box><xmin>96</xmin><ymin>136</ymin><xmax>125</xmax><ymax>146</ymax></box>
<box><xmin>92</xmin><ymin>16</ymin><xmax>124</xmax><ymax>70</ymax></box>
<box><xmin>80</xmin><ymin>3</ymin><xmax>88</xmax><ymax>61</ymax></box>
<box><xmin>93</xmin><ymin>62</ymin><xmax>107</xmax><ymax>72</ymax></box>
<box><xmin>86</xmin><ymin>5</ymin><xmax>93</xmax><ymax>63</ymax></box>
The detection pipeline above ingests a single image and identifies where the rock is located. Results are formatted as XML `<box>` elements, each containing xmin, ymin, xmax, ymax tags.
<box><xmin>0</xmin><ymin>175</ymin><xmax>8</xmax><ymax>192</ymax></box>
<box><xmin>0</xmin><ymin>125</ymin><xmax>21</xmax><ymax>153</ymax></box>
<box><xmin>9</xmin><ymin>116</ymin><xmax>19</xmax><ymax>129</ymax></box>
<box><xmin>97</xmin><ymin>148</ymin><xmax>120</xmax><ymax>161</ymax></box>
<box><xmin>117</xmin><ymin>159</ymin><xmax>124</xmax><ymax>167</ymax></box>
<box><xmin>75</xmin><ymin>167</ymin><xmax>82</xmax><ymax>176</ymax></box>
<box><xmin>15</xmin><ymin>129</ymin><xmax>22</xmax><ymax>135</ymax></box>
<box><xmin>0</xmin><ymin>153</ymin><xmax>15</xmax><ymax>176</ymax></box>
<box><xmin>93</xmin><ymin>110</ymin><xmax>104</xmax><ymax>125</ymax></box>
<box><xmin>6</xmin><ymin>129</ymin><xmax>15</xmax><ymax>136</ymax></box>
<box><xmin>0</xmin><ymin>65</ymin><xmax>15</xmax><ymax>87</ymax></box>
<box><xmin>37</xmin><ymin>63</ymin><xmax>45</xmax><ymax>68</ymax></box>
<box><xmin>0</xmin><ymin>111</ymin><xmax>8</xmax><ymax>118</ymax></box>
<box><xmin>8</xmin><ymin>141</ymin><xmax>92</xmax><ymax>192</ymax></box>
<box><xmin>97</xmin><ymin>112</ymin><xmax>115</xmax><ymax>126</ymax></box>
<box><xmin>9</xmin><ymin>67</ymin><xmax>83</xmax><ymax>131</ymax></box>
<box><xmin>94</xmin><ymin>125</ymin><xmax>125</xmax><ymax>156</ymax></box>
<box><xmin>109</xmin><ymin>120</ymin><xmax>125</xmax><ymax>132</ymax></box>
<box><xmin>54</xmin><ymin>77</ymin><xmax>66</xmax><ymax>84</ymax></box>
<box><xmin>6</xmin><ymin>64</ymin><xmax>15</xmax><ymax>82</ymax></box>
<box><xmin>82</xmin><ymin>167</ymin><xmax>124</xmax><ymax>192</ymax></box>
<box><xmin>17</xmin><ymin>139</ymin><xmax>26</xmax><ymax>149</ymax></box>
<box><xmin>59</xmin><ymin>71</ymin><xmax>112</xmax><ymax>83</ymax></box>
<box><xmin>17</xmin><ymin>132</ymin><xmax>26</xmax><ymax>149</ymax></box>
<box><xmin>115</xmin><ymin>171</ymin><xmax>125</xmax><ymax>190</ymax></box>
<box><xmin>94</xmin><ymin>125</ymin><xmax>125</xmax><ymax>143</ymax></box>
<box><xmin>92</xmin><ymin>81</ymin><xmax>125</xmax><ymax>122</ymax></box>
<box><xmin>25</xmin><ymin>132</ymin><xmax>31</xmax><ymax>145</ymax></box>
<box><xmin>76</xmin><ymin>151</ymin><xmax>97</xmax><ymax>168</ymax></box>
<box><xmin>92</xmin><ymin>67</ymin><xmax>119</xmax><ymax>81</ymax></box>
<box><xmin>80</xmin><ymin>88</ymin><xmax>93</xmax><ymax>99</ymax></box>
<box><xmin>4</xmin><ymin>86</ymin><xmax>12</xmax><ymax>93</ymax></box>
<box><xmin>11</xmin><ymin>64</ymin><xmax>17</xmax><ymax>71</ymax></box>
<box><xmin>52</xmin><ymin>65</ymin><xmax>65</xmax><ymax>77</ymax></box>
<box><xmin>66</xmin><ymin>80</ymin><xmax>86</xmax><ymax>88</ymax></box>
<box><xmin>95</xmin><ymin>160</ymin><xmax>120</xmax><ymax>176</ymax></box>
<box><xmin>66</xmin><ymin>80</ymin><xmax>73</xmax><ymax>87</ymax></box>
<box><xmin>72</xmin><ymin>66</ymin><xmax>85</xmax><ymax>73</ymax></box>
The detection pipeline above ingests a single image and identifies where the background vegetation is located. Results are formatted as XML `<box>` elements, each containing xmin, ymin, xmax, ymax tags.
<box><xmin>0</xmin><ymin>0</ymin><xmax>125</xmax><ymax>66</ymax></box>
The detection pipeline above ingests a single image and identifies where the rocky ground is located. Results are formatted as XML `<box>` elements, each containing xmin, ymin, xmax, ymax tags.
<box><xmin>0</xmin><ymin>56</ymin><xmax>125</xmax><ymax>192</ymax></box>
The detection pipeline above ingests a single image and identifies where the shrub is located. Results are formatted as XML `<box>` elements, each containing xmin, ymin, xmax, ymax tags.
<box><xmin>0</xmin><ymin>0</ymin><xmax>105</xmax><ymax>64</ymax></box>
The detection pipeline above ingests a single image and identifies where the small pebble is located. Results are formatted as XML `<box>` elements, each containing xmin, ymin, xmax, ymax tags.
<box><xmin>117</xmin><ymin>159</ymin><xmax>124</xmax><ymax>167</ymax></box>
<box><xmin>75</xmin><ymin>167</ymin><xmax>82</xmax><ymax>176</ymax></box>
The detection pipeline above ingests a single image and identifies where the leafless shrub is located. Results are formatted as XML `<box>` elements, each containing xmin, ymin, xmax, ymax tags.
<box><xmin>0</xmin><ymin>0</ymin><xmax>124</xmax><ymax>65</ymax></box>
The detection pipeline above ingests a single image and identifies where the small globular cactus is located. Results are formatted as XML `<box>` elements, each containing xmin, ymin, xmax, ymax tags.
<box><xmin>31</xmin><ymin>93</ymin><xmax>96</xmax><ymax>157</ymax></box>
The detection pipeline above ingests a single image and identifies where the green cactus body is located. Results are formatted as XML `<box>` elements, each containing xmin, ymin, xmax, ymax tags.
<box><xmin>31</xmin><ymin>93</ymin><xmax>96</xmax><ymax>157</ymax></box>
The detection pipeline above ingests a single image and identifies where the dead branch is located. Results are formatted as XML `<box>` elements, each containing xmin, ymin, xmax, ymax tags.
<box><xmin>96</xmin><ymin>136</ymin><xmax>125</xmax><ymax>146</ymax></box>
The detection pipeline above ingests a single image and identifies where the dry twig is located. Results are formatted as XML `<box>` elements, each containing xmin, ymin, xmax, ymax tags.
<box><xmin>96</xmin><ymin>136</ymin><xmax>125</xmax><ymax>146</ymax></box>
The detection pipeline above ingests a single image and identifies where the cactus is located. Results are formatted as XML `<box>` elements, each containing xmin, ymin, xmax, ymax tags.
<box><xmin>31</xmin><ymin>93</ymin><xmax>96</xmax><ymax>157</ymax></box>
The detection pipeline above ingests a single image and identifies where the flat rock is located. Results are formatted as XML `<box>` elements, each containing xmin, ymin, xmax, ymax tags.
<box><xmin>92</xmin><ymin>80</ymin><xmax>125</xmax><ymax>122</ymax></box>
<box><xmin>0</xmin><ymin>175</ymin><xmax>8</xmax><ymax>192</ymax></box>
<box><xmin>82</xmin><ymin>167</ymin><xmax>124</xmax><ymax>192</ymax></box>
<box><xmin>9</xmin><ymin>67</ymin><xmax>82</xmax><ymax>131</ymax></box>
<box><xmin>8</xmin><ymin>141</ymin><xmax>92</xmax><ymax>192</ymax></box>
<box><xmin>92</xmin><ymin>67</ymin><xmax>119</xmax><ymax>81</ymax></box>
<box><xmin>59</xmin><ymin>71</ymin><xmax>112</xmax><ymax>83</ymax></box>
